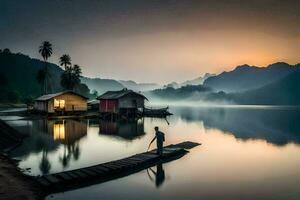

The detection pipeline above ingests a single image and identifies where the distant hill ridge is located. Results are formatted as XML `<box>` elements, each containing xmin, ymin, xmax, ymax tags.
<box><xmin>118</xmin><ymin>80</ymin><xmax>160</xmax><ymax>92</ymax></box>
<box><xmin>164</xmin><ymin>73</ymin><xmax>215</xmax><ymax>88</ymax></box>
<box><xmin>204</xmin><ymin>62</ymin><xmax>300</xmax><ymax>92</ymax></box>
<box><xmin>149</xmin><ymin>63</ymin><xmax>300</xmax><ymax>105</ymax></box>
<box><xmin>234</xmin><ymin>69</ymin><xmax>300</xmax><ymax>105</ymax></box>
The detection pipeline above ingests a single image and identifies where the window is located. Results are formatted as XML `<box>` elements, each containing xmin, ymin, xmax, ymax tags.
<box><xmin>54</xmin><ymin>99</ymin><xmax>65</xmax><ymax>108</ymax></box>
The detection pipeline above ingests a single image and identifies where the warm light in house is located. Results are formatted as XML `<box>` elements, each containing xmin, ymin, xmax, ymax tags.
<box><xmin>53</xmin><ymin>122</ymin><xmax>65</xmax><ymax>140</ymax></box>
<box><xmin>54</xmin><ymin>99</ymin><xmax>65</xmax><ymax>108</ymax></box>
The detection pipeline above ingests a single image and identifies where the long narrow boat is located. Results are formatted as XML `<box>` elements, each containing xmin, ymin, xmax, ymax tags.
<box><xmin>143</xmin><ymin>106</ymin><xmax>172</xmax><ymax>117</ymax></box>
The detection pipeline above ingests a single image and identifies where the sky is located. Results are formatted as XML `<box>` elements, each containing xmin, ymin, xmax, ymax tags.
<box><xmin>0</xmin><ymin>0</ymin><xmax>299</xmax><ymax>84</ymax></box>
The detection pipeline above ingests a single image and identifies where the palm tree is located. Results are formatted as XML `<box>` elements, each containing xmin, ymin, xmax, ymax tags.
<box><xmin>60</xmin><ymin>64</ymin><xmax>82</xmax><ymax>91</ymax></box>
<box><xmin>73</xmin><ymin>64</ymin><xmax>82</xmax><ymax>77</ymax></box>
<box><xmin>39</xmin><ymin>41</ymin><xmax>53</xmax><ymax>94</ymax></box>
<box><xmin>59</xmin><ymin>54</ymin><xmax>72</xmax><ymax>70</ymax></box>
<box><xmin>3</xmin><ymin>48</ymin><xmax>11</xmax><ymax>54</ymax></box>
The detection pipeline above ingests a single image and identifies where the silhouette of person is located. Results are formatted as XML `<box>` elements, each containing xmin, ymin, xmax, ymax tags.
<box><xmin>149</xmin><ymin>126</ymin><xmax>165</xmax><ymax>156</ymax></box>
<box><xmin>147</xmin><ymin>163</ymin><xmax>165</xmax><ymax>188</ymax></box>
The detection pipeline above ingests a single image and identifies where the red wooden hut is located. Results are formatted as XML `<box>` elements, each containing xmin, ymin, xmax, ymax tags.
<box><xmin>97</xmin><ymin>88</ymin><xmax>148</xmax><ymax>116</ymax></box>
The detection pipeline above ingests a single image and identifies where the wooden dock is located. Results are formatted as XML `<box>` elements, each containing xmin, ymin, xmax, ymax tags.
<box><xmin>36</xmin><ymin>141</ymin><xmax>200</xmax><ymax>194</ymax></box>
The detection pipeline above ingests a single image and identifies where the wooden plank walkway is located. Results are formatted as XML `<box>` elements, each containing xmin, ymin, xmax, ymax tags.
<box><xmin>36</xmin><ymin>141</ymin><xmax>200</xmax><ymax>194</ymax></box>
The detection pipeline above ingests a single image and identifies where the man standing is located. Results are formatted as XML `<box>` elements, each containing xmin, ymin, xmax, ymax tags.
<box><xmin>148</xmin><ymin>126</ymin><xmax>165</xmax><ymax>156</ymax></box>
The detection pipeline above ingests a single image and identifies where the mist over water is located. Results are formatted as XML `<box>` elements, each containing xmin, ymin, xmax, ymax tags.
<box><xmin>145</xmin><ymin>92</ymin><xmax>234</xmax><ymax>107</ymax></box>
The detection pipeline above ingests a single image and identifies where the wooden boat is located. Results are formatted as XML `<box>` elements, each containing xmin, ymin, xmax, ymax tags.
<box><xmin>143</xmin><ymin>106</ymin><xmax>172</xmax><ymax>117</ymax></box>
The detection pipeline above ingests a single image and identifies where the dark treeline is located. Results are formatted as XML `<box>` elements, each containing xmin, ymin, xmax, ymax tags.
<box><xmin>0</xmin><ymin>47</ymin><xmax>94</xmax><ymax>103</ymax></box>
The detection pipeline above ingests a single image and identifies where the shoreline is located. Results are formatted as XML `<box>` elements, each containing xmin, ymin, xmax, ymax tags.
<box><xmin>0</xmin><ymin>153</ymin><xmax>44</xmax><ymax>200</ymax></box>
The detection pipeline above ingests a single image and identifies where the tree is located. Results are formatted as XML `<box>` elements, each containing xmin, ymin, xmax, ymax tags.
<box><xmin>60</xmin><ymin>64</ymin><xmax>82</xmax><ymax>91</ymax></box>
<box><xmin>3</xmin><ymin>48</ymin><xmax>11</xmax><ymax>54</ymax></box>
<box><xmin>73</xmin><ymin>64</ymin><xmax>82</xmax><ymax>76</ymax></box>
<box><xmin>38</xmin><ymin>41</ymin><xmax>53</xmax><ymax>94</ymax></box>
<box><xmin>59</xmin><ymin>54</ymin><xmax>72</xmax><ymax>70</ymax></box>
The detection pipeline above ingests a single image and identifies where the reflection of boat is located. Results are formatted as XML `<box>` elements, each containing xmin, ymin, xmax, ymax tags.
<box><xmin>143</xmin><ymin>106</ymin><xmax>172</xmax><ymax>117</ymax></box>
<box><xmin>99</xmin><ymin>119</ymin><xmax>145</xmax><ymax>140</ymax></box>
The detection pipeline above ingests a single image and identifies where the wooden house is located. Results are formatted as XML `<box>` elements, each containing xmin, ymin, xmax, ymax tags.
<box><xmin>34</xmin><ymin>91</ymin><xmax>88</xmax><ymax>113</ymax></box>
<box><xmin>97</xmin><ymin>88</ymin><xmax>147</xmax><ymax>116</ymax></box>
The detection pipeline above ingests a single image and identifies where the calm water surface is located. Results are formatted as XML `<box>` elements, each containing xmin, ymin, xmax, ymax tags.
<box><xmin>2</xmin><ymin>106</ymin><xmax>300</xmax><ymax>200</ymax></box>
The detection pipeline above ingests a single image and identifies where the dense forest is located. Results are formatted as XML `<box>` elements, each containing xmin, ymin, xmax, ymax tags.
<box><xmin>0</xmin><ymin>49</ymin><xmax>91</xmax><ymax>103</ymax></box>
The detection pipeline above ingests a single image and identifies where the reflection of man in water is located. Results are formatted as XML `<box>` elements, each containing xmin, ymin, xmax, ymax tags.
<box><xmin>149</xmin><ymin>126</ymin><xmax>165</xmax><ymax>156</ymax></box>
<box><xmin>147</xmin><ymin>163</ymin><xmax>165</xmax><ymax>188</ymax></box>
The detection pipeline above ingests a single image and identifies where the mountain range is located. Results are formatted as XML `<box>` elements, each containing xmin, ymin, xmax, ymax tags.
<box><xmin>1</xmin><ymin>51</ymin><xmax>299</xmax><ymax>105</ymax></box>
<box><xmin>150</xmin><ymin>62</ymin><xmax>300</xmax><ymax>105</ymax></box>
<box><xmin>204</xmin><ymin>62</ymin><xmax>300</xmax><ymax>92</ymax></box>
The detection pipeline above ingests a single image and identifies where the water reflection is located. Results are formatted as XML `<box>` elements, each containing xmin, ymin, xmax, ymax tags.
<box><xmin>6</xmin><ymin>117</ymin><xmax>147</xmax><ymax>175</ymax></box>
<box><xmin>99</xmin><ymin>119</ymin><xmax>145</xmax><ymax>140</ymax></box>
<box><xmin>8</xmin><ymin>119</ymin><xmax>87</xmax><ymax>174</ymax></box>
<box><xmin>147</xmin><ymin>163</ymin><xmax>165</xmax><ymax>188</ymax></box>
<box><xmin>173</xmin><ymin>106</ymin><xmax>300</xmax><ymax>146</ymax></box>
<box><xmin>2</xmin><ymin>106</ymin><xmax>300</xmax><ymax>200</ymax></box>
<box><xmin>40</xmin><ymin>149</ymin><xmax>51</xmax><ymax>174</ymax></box>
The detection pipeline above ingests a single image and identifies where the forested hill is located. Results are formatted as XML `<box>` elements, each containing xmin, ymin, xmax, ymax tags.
<box><xmin>0</xmin><ymin>52</ymin><xmax>63</xmax><ymax>102</ymax></box>
<box><xmin>0</xmin><ymin>51</ymin><xmax>124</xmax><ymax>102</ymax></box>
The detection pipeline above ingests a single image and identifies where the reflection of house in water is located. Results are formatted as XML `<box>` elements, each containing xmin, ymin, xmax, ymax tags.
<box><xmin>51</xmin><ymin>120</ymin><xmax>88</xmax><ymax>169</ymax></box>
<box><xmin>99</xmin><ymin>119</ymin><xmax>145</xmax><ymax>140</ymax></box>
<box><xmin>51</xmin><ymin>120</ymin><xmax>87</xmax><ymax>144</ymax></box>
<box><xmin>53</xmin><ymin>122</ymin><xmax>65</xmax><ymax>140</ymax></box>
<box><xmin>9</xmin><ymin>119</ymin><xmax>88</xmax><ymax>173</ymax></box>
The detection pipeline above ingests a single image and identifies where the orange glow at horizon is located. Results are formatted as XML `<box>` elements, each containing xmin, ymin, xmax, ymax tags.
<box><xmin>75</xmin><ymin>29</ymin><xmax>299</xmax><ymax>83</ymax></box>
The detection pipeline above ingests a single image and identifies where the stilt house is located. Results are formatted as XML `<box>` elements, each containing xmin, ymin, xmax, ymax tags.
<box><xmin>97</xmin><ymin>89</ymin><xmax>147</xmax><ymax>116</ymax></box>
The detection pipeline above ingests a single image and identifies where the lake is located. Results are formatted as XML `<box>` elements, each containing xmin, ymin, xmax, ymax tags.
<box><xmin>2</xmin><ymin>106</ymin><xmax>300</xmax><ymax>200</ymax></box>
